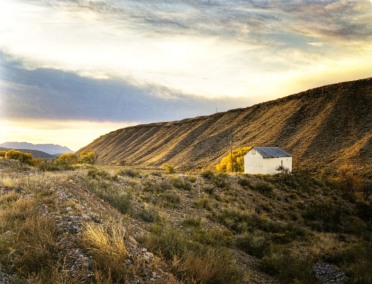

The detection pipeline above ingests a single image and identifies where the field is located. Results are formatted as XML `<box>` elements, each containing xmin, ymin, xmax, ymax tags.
<box><xmin>0</xmin><ymin>159</ymin><xmax>371</xmax><ymax>283</ymax></box>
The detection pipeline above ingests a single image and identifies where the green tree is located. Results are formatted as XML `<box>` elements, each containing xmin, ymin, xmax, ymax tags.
<box><xmin>216</xmin><ymin>146</ymin><xmax>252</xmax><ymax>173</ymax></box>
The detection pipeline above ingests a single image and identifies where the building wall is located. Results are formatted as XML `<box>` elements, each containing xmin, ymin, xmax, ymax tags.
<box><xmin>244</xmin><ymin>149</ymin><xmax>292</xmax><ymax>175</ymax></box>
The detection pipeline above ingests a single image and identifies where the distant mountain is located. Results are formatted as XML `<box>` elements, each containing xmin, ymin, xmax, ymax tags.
<box><xmin>0</xmin><ymin>142</ymin><xmax>73</xmax><ymax>155</ymax></box>
<box><xmin>78</xmin><ymin>78</ymin><xmax>372</xmax><ymax>175</ymax></box>
<box><xmin>0</xmin><ymin>147</ymin><xmax>55</xmax><ymax>159</ymax></box>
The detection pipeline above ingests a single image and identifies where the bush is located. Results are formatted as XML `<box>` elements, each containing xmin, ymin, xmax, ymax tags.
<box><xmin>235</xmin><ymin>234</ymin><xmax>272</xmax><ymax>258</ymax></box>
<box><xmin>159</xmin><ymin>191</ymin><xmax>181</xmax><ymax>208</ymax></box>
<box><xmin>4</xmin><ymin>150</ymin><xmax>33</xmax><ymax>165</ymax></box>
<box><xmin>79</xmin><ymin>150</ymin><xmax>98</xmax><ymax>165</ymax></box>
<box><xmin>163</xmin><ymin>164</ymin><xmax>175</xmax><ymax>174</ymax></box>
<box><xmin>170</xmin><ymin>176</ymin><xmax>192</xmax><ymax>191</ymax></box>
<box><xmin>183</xmin><ymin>216</ymin><xmax>202</xmax><ymax>227</ymax></box>
<box><xmin>238</xmin><ymin>178</ymin><xmax>251</xmax><ymax>188</ymax></box>
<box><xmin>259</xmin><ymin>247</ymin><xmax>318</xmax><ymax>283</ymax></box>
<box><xmin>55</xmin><ymin>153</ymin><xmax>78</xmax><ymax>166</ymax></box>
<box><xmin>87</xmin><ymin>168</ymin><xmax>111</xmax><ymax>179</ymax></box>
<box><xmin>145</xmin><ymin>227</ymin><xmax>241</xmax><ymax>283</ymax></box>
<box><xmin>201</xmin><ymin>170</ymin><xmax>214</xmax><ymax>179</ymax></box>
<box><xmin>253</xmin><ymin>182</ymin><xmax>274</xmax><ymax>196</ymax></box>
<box><xmin>118</xmin><ymin>168</ymin><xmax>141</xmax><ymax>178</ymax></box>
<box><xmin>138</xmin><ymin>206</ymin><xmax>160</xmax><ymax>223</ymax></box>
<box><xmin>303</xmin><ymin>200</ymin><xmax>352</xmax><ymax>232</ymax></box>
<box><xmin>212</xmin><ymin>173</ymin><xmax>229</xmax><ymax>189</ymax></box>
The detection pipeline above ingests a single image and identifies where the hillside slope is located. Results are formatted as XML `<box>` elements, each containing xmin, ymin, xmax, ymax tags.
<box><xmin>79</xmin><ymin>78</ymin><xmax>372</xmax><ymax>173</ymax></box>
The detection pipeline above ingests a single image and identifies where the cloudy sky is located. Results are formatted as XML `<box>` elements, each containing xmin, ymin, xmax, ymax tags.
<box><xmin>0</xmin><ymin>0</ymin><xmax>371</xmax><ymax>150</ymax></box>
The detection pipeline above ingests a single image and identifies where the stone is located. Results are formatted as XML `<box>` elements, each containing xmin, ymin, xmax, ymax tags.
<box><xmin>128</xmin><ymin>236</ymin><xmax>138</xmax><ymax>246</ymax></box>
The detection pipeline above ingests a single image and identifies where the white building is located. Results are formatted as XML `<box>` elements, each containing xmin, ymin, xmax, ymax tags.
<box><xmin>244</xmin><ymin>147</ymin><xmax>292</xmax><ymax>175</ymax></box>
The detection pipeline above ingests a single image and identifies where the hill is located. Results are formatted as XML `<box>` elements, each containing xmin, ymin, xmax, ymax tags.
<box><xmin>0</xmin><ymin>142</ymin><xmax>73</xmax><ymax>155</ymax></box>
<box><xmin>79</xmin><ymin>78</ymin><xmax>372</xmax><ymax>174</ymax></box>
<box><xmin>0</xmin><ymin>147</ymin><xmax>56</xmax><ymax>159</ymax></box>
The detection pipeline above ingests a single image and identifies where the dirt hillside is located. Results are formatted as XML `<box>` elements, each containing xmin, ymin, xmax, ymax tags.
<box><xmin>79</xmin><ymin>78</ymin><xmax>372</xmax><ymax>173</ymax></box>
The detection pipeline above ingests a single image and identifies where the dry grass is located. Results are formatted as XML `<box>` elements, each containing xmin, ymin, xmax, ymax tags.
<box><xmin>79</xmin><ymin>222</ymin><xmax>130</xmax><ymax>283</ymax></box>
<box><xmin>0</xmin><ymin>196</ymin><xmax>59</xmax><ymax>282</ymax></box>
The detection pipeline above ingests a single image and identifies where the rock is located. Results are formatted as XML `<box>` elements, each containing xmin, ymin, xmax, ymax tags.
<box><xmin>313</xmin><ymin>262</ymin><xmax>347</xmax><ymax>284</ymax></box>
<box><xmin>66</xmin><ymin>207</ymin><xmax>73</xmax><ymax>212</ymax></box>
<box><xmin>144</xmin><ymin>252</ymin><xmax>154</xmax><ymax>263</ymax></box>
<box><xmin>82</xmin><ymin>214</ymin><xmax>91</xmax><ymax>222</ymax></box>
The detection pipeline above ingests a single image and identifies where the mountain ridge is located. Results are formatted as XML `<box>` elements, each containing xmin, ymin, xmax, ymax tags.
<box><xmin>79</xmin><ymin>77</ymin><xmax>372</xmax><ymax>174</ymax></box>
<box><xmin>0</xmin><ymin>142</ymin><xmax>73</xmax><ymax>155</ymax></box>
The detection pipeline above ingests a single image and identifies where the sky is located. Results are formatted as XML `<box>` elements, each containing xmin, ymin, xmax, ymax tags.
<box><xmin>0</xmin><ymin>0</ymin><xmax>371</xmax><ymax>151</ymax></box>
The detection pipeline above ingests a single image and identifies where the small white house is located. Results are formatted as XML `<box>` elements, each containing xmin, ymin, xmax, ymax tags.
<box><xmin>244</xmin><ymin>147</ymin><xmax>292</xmax><ymax>175</ymax></box>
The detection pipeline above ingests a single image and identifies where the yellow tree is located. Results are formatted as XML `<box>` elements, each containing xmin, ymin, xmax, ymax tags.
<box><xmin>80</xmin><ymin>150</ymin><xmax>98</xmax><ymax>165</ymax></box>
<box><xmin>5</xmin><ymin>150</ymin><xmax>33</xmax><ymax>165</ymax></box>
<box><xmin>55</xmin><ymin>153</ymin><xmax>78</xmax><ymax>166</ymax></box>
<box><xmin>216</xmin><ymin>146</ymin><xmax>252</xmax><ymax>173</ymax></box>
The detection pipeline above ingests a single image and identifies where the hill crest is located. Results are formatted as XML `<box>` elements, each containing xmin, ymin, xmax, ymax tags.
<box><xmin>79</xmin><ymin>78</ymin><xmax>372</xmax><ymax>174</ymax></box>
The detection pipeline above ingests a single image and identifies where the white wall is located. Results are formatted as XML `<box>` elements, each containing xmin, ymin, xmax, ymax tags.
<box><xmin>244</xmin><ymin>149</ymin><xmax>292</xmax><ymax>175</ymax></box>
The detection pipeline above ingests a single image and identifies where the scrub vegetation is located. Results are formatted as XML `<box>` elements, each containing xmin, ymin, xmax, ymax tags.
<box><xmin>0</xmin><ymin>158</ymin><xmax>371</xmax><ymax>283</ymax></box>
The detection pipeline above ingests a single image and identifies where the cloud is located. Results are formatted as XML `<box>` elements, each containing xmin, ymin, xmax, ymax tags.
<box><xmin>0</xmin><ymin>52</ymin><xmax>250</xmax><ymax>122</ymax></box>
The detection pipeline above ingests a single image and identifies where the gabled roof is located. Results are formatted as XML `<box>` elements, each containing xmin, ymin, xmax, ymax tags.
<box><xmin>253</xmin><ymin>147</ymin><xmax>292</xmax><ymax>158</ymax></box>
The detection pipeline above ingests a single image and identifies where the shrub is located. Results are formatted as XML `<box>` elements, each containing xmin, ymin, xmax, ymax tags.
<box><xmin>0</xmin><ymin>150</ymin><xmax>6</xmax><ymax>157</ymax></box>
<box><xmin>4</xmin><ymin>150</ymin><xmax>33</xmax><ymax>165</ymax></box>
<box><xmin>170</xmin><ymin>176</ymin><xmax>192</xmax><ymax>191</ymax></box>
<box><xmin>118</xmin><ymin>168</ymin><xmax>141</xmax><ymax>178</ymax></box>
<box><xmin>145</xmin><ymin>228</ymin><xmax>241</xmax><ymax>283</ymax></box>
<box><xmin>235</xmin><ymin>233</ymin><xmax>271</xmax><ymax>258</ymax></box>
<box><xmin>194</xmin><ymin>197</ymin><xmax>211</xmax><ymax>210</ymax></box>
<box><xmin>201</xmin><ymin>170</ymin><xmax>214</xmax><ymax>179</ymax></box>
<box><xmin>259</xmin><ymin>247</ymin><xmax>318</xmax><ymax>283</ymax></box>
<box><xmin>253</xmin><ymin>182</ymin><xmax>274</xmax><ymax>196</ymax></box>
<box><xmin>238</xmin><ymin>178</ymin><xmax>251</xmax><ymax>188</ymax></box>
<box><xmin>55</xmin><ymin>153</ymin><xmax>78</xmax><ymax>166</ymax></box>
<box><xmin>138</xmin><ymin>206</ymin><xmax>160</xmax><ymax>223</ymax></box>
<box><xmin>79</xmin><ymin>150</ymin><xmax>98</xmax><ymax>165</ymax></box>
<box><xmin>159</xmin><ymin>191</ymin><xmax>181</xmax><ymax>208</ymax></box>
<box><xmin>212</xmin><ymin>173</ymin><xmax>229</xmax><ymax>189</ymax></box>
<box><xmin>193</xmin><ymin>228</ymin><xmax>233</xmax><ymax>247</ymax></box>
<box><xmin>163</xmin><ymin>164</ymin><xmax>175</xmax><ymax>174</ymax></box>
<box><xmin>87</xmin><ymin>168</ymin><xmax>111</xmax><ymax>180</ymax></box>
<box><xmin>303</xmin><ymin>200</ymin><xmax>352</xmax><ymax>232</ymax></box>
<box><xmin>183</xmin><ymin>216</ymin><xmax>202</xmax><ymax>227</ymax></box>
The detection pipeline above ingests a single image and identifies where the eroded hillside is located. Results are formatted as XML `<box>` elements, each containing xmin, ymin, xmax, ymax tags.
<box><xmin>79</xmin><ymin>78</ymin><xmax>372</xmax><ymax>174</ymax></box>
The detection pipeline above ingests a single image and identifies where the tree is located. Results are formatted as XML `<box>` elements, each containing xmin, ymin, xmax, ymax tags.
<box><xmin>4</xmin><ymin>150</ymin><xmax>33</xmax><ymax>165</ymax></box>
<box><xmin>80</xmin><ymin>150</ymin><xmax>98</xmax><ymax>165</ymax></box>
<box><xmin>216</xmin><ymin>146</ymin><xmax>252</xmax><ymax>173</ymax></box>
<box><xmin>55</xmin><ymin>153</ymin><xmax>78</xmax><ymax>166</ymax></box>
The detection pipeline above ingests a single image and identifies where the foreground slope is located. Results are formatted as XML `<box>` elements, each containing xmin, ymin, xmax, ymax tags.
<box><xmin>0</xmin><ymin>162</ymin><xmax>371</xmax><ymax>283</ymax></box>
<box><xmin>80</xmin><ymin>78</ymin><xmax>372</xmax><ymax>173</ymax></box>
